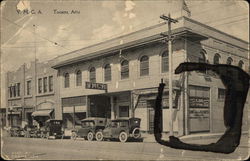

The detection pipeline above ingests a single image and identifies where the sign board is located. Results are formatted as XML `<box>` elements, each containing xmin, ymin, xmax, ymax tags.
<box><xmin>85</xmin><ymin>82</ymin><xmax>107</xmax><ymax>90</ymax></box>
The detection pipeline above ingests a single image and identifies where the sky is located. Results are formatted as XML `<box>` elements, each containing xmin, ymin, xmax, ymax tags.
<box><xmin>0</xmin><ymin>0</ymin><xmax>249</xmax><ymax>108</ymax></box>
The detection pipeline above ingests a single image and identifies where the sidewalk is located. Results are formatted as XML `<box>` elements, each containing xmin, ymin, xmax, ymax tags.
<box><xmin>141</xmin><ymin>131</ymin><xmax>249</xmax><ymax>143</ymax></box>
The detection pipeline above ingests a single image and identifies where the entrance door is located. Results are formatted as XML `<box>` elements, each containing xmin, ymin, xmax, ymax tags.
<box><xmin>189</xmin><ymin>86</ymin><xmax>210</xmax><ymax>133</ymax></box>
<box><xmin>147</xmin><ymin>99</ymin><xmax>155</xmax><ymax>134</ymax></box>
<box><xmin>26</xmin><ymin>112</ymin><xmax>32</xmax><ymax>125</ymax></box>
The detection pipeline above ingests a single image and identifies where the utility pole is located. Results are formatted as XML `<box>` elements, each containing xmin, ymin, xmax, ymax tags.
<box><xmin>160</xmin><ymin>13</ymin><xmax>178</xmax><ymax>136</ymax></box>
<box><xmin>33</xmin><ymin>25</ymin><xmax>37</xmax><ymax>111</ymax></box>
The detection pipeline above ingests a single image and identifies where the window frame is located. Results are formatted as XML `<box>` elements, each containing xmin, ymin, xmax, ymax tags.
<box><xmin>64</xmin><ymin>73</ymin><xmax>70</xmax><ymax>88</ymax></box>
<box><xmin>140</xmin><ymin>55</ymin><xmax>149</xmax><ymax>76</ymax></box>
<box><xmin>49</xmin><ymin>76</ymin><xmax>53</xmax><ymax>92</ymax></box>
<box><xmin>161</xmin><ymin>51</ymin><xmax>169</xmax><ymax>73</ymax></box>
<box><xmin>121</xmin><ymin>60</ymin><xmax>129</xmax><ymax>79</ymax></box>
<box><xmin>226</xmin><ymin>57</ymin><xmax>233</xmax><ymax>65</ymax></box>
<box><xmin>213</xmin><ymin>53</ymin><xmax>221</xmax><ymax>65</ymax></box>
<box><xmin>76</xmin><ymin>70</ymin><xmax>82</xmax><ymax>86</ymax></box>
<box><xmin>104</xmin><ymin>64</ymin><xmax>111</xmax><ymax>82</ymax></box>
<box><xmin>38</xmin><ymin>78</ymin><xmax>42</xmax><ymax>93</ymax></box>
<box><xmin>89</xmin><ymin>67</ymin><xmax>96</xmax><ymax>83</ymax></box>
<box><xmin>26</xmin><ymin>80</ymin><xmax>31</xmax><ymax>95</ymax></box>
<box><xmin>43</xmin><ymin>77</ymin><xmax>48</xmax><ymax>93</ymax></box>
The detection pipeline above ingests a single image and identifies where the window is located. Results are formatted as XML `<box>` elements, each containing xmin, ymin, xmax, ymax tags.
<box><xmin>213</xmin><ymin>53</ymin><xmax>221</xmax><ymax>64</ymax></box>
<box><xmin>27</xmin><ymin>81</ymin><xmax>31</xmax><ymax>95</ymax></box>
<box><xmin>89</xmin><ymin>67</ymin><xmax>96</xmax><ymax>83</ymax></box>
<box><xmin>13</xmin><ymin>85</ymin><xmax>16</xmax><ymax>97</ymax></box>
<box><xmin>161</xmin><ymin>51</ymin><xmax>169</xmax><ymax>73</ymax></box>
<box><xmin>238</xmin><ymin>60</ymin><xmax>244</xmax><ymax>69</ymax></box>
<box><xmin>76</xmin><ymin>70</ymin><xmax>82</xmax><ymax>86</ymax></box>
<box><xmin>43</xmin><ymin>77</ymin><xmax>47</xmax><ymax>93</ymax></box>
<box><xmin>226</xmin><ymin>57</ymin><xmax>233</xmax><ymax>65</ymax></box>
<box><xmin>119</xmin><ymin>106</ymin><xmax>129</xmax><ymax>117</ymax></box>
<box><xmin>198</xmin><ymin>50</ymin><xmax>206</xmax><ymax>63</ymax></box>
<box><xmin>38</xmin><ymin>78</ymin><xmax>42</xmax><ymax>93</ymax></box>
<box><xmin>189</xmin><ymin>86</ymin><xmax>210</xmax><ymax>108</ymax></box>
<box><xmin>64</xmin><ymin>73</ymin><xmax>70</xmax><ymax>88</ymax></box>
<box><xmin>16</xmin><ymin>83</ymin><xmax>20</xmax><ymax>96</ymax></box>
<box><xmin>104</xmin><ymin>64</ymin><xmax>111</xmax><ymax>82</ymax></box>
<box><xmin>49</xmin><ymin>76</ymin><xmax>53</xmax><ymax>92</ymax></box>
<box><xmin>9</xmin><ymin>87</ymin><xmax>12</xmax><ymax>98</ymax></box>
<box><xmin>218</xmin><ymin>88</ymin><xmax>226</xmax><ymax>100</ymax></box>
<box><xmin>140</xmin><ymin>55</ymin><xmax>149</xmax><ymax>76</ymax></box>
<box><xmin>121</xmin><ymin>60</ymin><xmax>129</xmax><ymax>79</ymax></box>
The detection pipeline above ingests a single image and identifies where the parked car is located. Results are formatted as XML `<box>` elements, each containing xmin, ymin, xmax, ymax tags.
<box><xmin>23</xmin><ymin>125</ymin><xmax>40</xmax><ymax>138</ymax></box>
<box><xmin>40</xmin><ymin>119</ymin><xmax>63</xmax><ymax>139</ymax></box>
<box><xmin>9</xmin><ymin>126</ymin><xmax>24</xmax><ymax>137</ymax></box>
<box><xmin>100</xmin><ymin>118</ymin><xmax>141</xmax><ymax>142</ymax></box>
<box><xmin>71</xmin><ymin>117</ymin><xmax>108</xmax><ymax>141</ymax></box>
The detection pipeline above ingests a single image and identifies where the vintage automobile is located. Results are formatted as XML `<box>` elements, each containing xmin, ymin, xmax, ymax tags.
<box><xmin>23</xmin><ymin>125</ymin><xmax>40</xmax><ymax>138</ymax></box>
<box><xmin>99</xmin><ymin>118</ymin><xmax>141</xmax><ymax>142</ymax></box>
<box><xmin>40</xmin><ymin>119</ymin><xmax>63</xmax><ymax>139</ymax></box>
<box><xmin>71</xmin><ymin>117</ymin><xmax>107</xmax><ymax>141</ymax></box>
<box><xmin>9</xmin><ymin>126</ymin><xmax>24</xmax><ymax>137</ymax></box>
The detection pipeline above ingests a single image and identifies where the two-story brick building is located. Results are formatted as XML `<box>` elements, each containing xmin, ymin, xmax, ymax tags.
<box><xmin>6</xmin><ymin>60</ymin><xmax>59</xmax><ymax>127</ymax></box>
<box><xmin>51</xmin><ymin>16</ymin><xmax>249</xmax><ymax>135</ymax></box>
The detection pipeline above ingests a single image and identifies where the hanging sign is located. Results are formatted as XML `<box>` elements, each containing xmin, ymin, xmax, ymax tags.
<box><xmin>85</xmin><ymin>82</ymin><xmax>107</xmax><ymax>90</ymax></box>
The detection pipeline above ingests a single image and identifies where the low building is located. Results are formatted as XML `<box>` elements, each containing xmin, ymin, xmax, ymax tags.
<box><xmin>52</xmin><ymin>16</ymin><xmax>249</xmax><ymax>135</ymax></box>
<box><xmin>6</xmin><ymin>60</ymin><xmax>59</xmax><ymax>127</ymax></box>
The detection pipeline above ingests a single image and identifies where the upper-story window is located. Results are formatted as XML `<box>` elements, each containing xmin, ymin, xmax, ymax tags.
<box><xmin>9</xmin><ymin>87</ymin><xmax>12</xmax><ymax>98</ymax></box>
<box><xmin>161</xmin><ymin>51</ymin><xmax>169</xmax><ymax>73</ymax></box>
<box><xmin>104</xmin><ymin>64</ymin><xmax>111</xmax><ymax>82</ymax></box>
<box><xmin>76</xmin><ymin>70</ymin><xmax>82</xmax><ymax>86</ymax></box>
<box><xmin>38</xmin><ymin>78</ymin><xmax>42</xmax><ymax>93</ymax></box>
<box><xmin>43</xmin><ymin>77</ymin><xmax>48</xmax><ymax>93</ymax></box>
<box><xmin>198</xmin><ymin>50</ymin><xmax>206</xmax><ymax>63</ymax></box>
<box><xmin>140</xmin><ymin>55</ymin><xmax>149</xmax><ymax>76</ymax></box>
<box><xmin>27</xmin><ymin>80</ymin><xmax>31</xmax><ymax>95</ymax></box>
<box><xmin>16</xmin><ymin>83</ymin><xmax>20</xmax><ymax>96</ymax></box>
<box><xmin>121</xmin><ymin>60</ymin><xmax>129</xmax><ymax>79</ymax></box>
<box><xmin>238</xmin><ymin>60</ymin><xmax>244</xmax><ymax>69</ymax></box>
<box><xmin>226</xmin><ymin>57</ymin><xmax>233</xmax><ymax>65</ymax></box>
<box><xmin>64</xmin><ymin>73</ymin><xmax>70</xmax><ymax>88</ymax></box>
<box><xmin>13</xmin><ymin>85</ymin><xmax>16</xmax><ymax>97</ymax></box>
<box><xmin>89</xmin><ymin>67</ymin><xmax>96</xmax><ymax>83</ymax></box>
<box><xmin>49</xmin><ymin>76</ymin><xmax>53</xmax><ymax>92</ymax></box>
<box><xmin>213</xmin><ymin>53</ymin><xmax>221</xmax><ymax>64</ymax></box>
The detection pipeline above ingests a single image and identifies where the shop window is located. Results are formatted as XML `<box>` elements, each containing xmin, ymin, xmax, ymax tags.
<box><xmin>119</xmin><ymin>106</ymin><xmax>129</xmax><ymax>117</ymax></box>
<box><xmin>213</xmin><ymin>53</ymin><xmax>221</xmax><ymax>64</ymax></box>
<box><xmin>43</xmin><ymin>77</ymin><xmax>48</xmax><ymax>93</ymax></box>
<box><xmin>75</xmin><ymin>70</ymin><xmax>82</xmax><ymax>86</ymax></box>
<box><xmin>161</xmin><ymin>51</ymin><xmax>169</xmax><ymax>73</ymax></box>
<box><xmin>226</xmin><ymin>57</ymin><xmax>233</xmax><ymax>65</ymax></box>
<box><xmin>27</xmin><ymin>80</ymin><xmax>31</xmax><ymax>95</ymax></box>
<box><xmin>218</xmin><ymin>88</ymin><xmax>226</xmax><ymax>100</ymax></box>
<box><xmin>140</xmin><ymin>55</ymin><xmax>149</xmax><ymax>76</ymax></box>
<box><xmin>49</xmin><ymin>76</ymin><xmax>53</xmax><ymax>92</ymax></box>
<box><xmin>121</xmin><ymin>60</ymin><xmax>129</xmax><ymax>79</ymax></box>
<box><xmin>238</xmin><ymin>60</ymin><xmax>244</xmax><ymax>69</ymax></box>
<box><xmin>189</xmin><ymin>86</ymin><xmax>210</xmax><ymax>108</ymax></box>
<box><xmin>38</xmin><ymin>78</ymin><xmax>42</xmax><ymax>93</ymax></box>
<box><xmin>64</xmin><ymin>73</ymin><xmax>70</xmax><ymax>88</ymax></box>
<box><xmin>89</xmin><ymin>67</ymin><xmax>96</xmax><ymax>83</ymax></box>
<box><xmin>104</xmin><ymin>64</ymin><xmax>111</xmax><ymax>82</ymax></box>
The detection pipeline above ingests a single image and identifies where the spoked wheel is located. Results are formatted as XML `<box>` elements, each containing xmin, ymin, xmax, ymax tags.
<box><xmin>95</xmin><ymin>131</ymin><xmax>103</xmax><ymax>141</ymax></box>
<box><xmin>119</xmin><ymin>132</ymin><xmax>128</xmax><ymax>143</ymax></box>
<box><xmin>87</xmin><ymin>132</ymin><xmax>94</xmax><ymax>141</ymax></box>
<box><xmin>71</xmin><ymin>132</ymin><xmax>77</xmax><ymax>140</ymax></box>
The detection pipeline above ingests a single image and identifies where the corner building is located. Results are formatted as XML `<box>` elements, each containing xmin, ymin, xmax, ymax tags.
<box><xmin>52</xmin><ymin>16</ymin><xmax>249</xmax><ymax>135</ymax></box>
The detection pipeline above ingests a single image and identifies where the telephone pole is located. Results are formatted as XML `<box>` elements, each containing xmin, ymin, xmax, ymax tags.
<box><xmin>160</xmin><ymin>13</ymin><xmax>178</xmax><ymax>136</ymax></box>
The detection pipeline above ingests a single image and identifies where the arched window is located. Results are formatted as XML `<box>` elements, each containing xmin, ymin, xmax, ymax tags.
<box><xmin>89</xmin><ymin>67</ymin><xmax>96</xmax><ymax>83</ymax></box>
<box><xmin>213</xmin><ymin>53</ymin><xmax>221</xmax><ymax>64</ymax></box>
<box><xmin>140</xmin><ymin>55</ymin><xmax>149</xmax><ymax>76</ymax></box>
<box><xmin>161</xmin><ymin>51</ymin><xmax>169</xmax><ymax>73</ymax></box>
<box><xmin>76</xmin><ymin>70</ymin><xmax>82</xmax><ymax>86</ymax></box>
<box><xmin>64</xmin><ymin>73</ymin><xmax>70</xmax><ymax>88</ymax></box>
<box><xmin>238</xmin><ymin>60</ymin><xmax>244</xmax><ymax>69</ymax></box>
<box><xmin>198</xmin><ymin>50</ymin><xmax>206</xmax><ymax>63</ymax></box>
<box><xmin>226</xmin><ymin>57</ymin><xmax>233</xmax><ymax>65</ymax></box>
<box><xmin>121</xmin><ymin>60</ymin><xmax>129</xmax><ymax>79</ymax></box>
<box><xmin>104</xmin><ymin>64</ymin><xmax>111</xmax><ymax>82</ymax></box>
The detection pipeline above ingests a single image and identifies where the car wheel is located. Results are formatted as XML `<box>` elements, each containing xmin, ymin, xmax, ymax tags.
<box><xmin>87</xmin><ymin>132</ymin><xmax>94</xmax><ymax>141</ymax></box>
<box><xmin>71</xmin><ymin>132</ymin><xmax>77</xmax><ymax>140</ymax></box>
<box><xmin>119</xmin><ymin>132</ymin><xmax>128</xmax><ymax>143</ymax></box>
<box><xmin>95</xmin><ymin>131</ymin><xmax>103</xmax><ymax>141</ymax></box>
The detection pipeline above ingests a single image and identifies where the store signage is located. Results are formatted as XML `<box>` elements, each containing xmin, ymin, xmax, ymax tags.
<box><xmin>189</xmin><ymin>108</ymin><xmax>209</xmax><ymax>119</ymax></box>
<box><xmin>85</xmin><ymin>82</ymin><xmax>107</xmax><ymax>90</ymax></box>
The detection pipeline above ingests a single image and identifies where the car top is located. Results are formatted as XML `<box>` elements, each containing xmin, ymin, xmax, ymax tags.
<box><xmin>111</xmin><ymin>117</ymin><xmax>141</xmax><ymax>122</ymax></box>
<box><xmin>81</xmin><ymin>117</ymin><xmax>108</xmax><ymax>122</ymax></box>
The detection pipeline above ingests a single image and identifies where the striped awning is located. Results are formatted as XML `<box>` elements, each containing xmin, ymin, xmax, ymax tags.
<box><xmin>31</xmin><ymin>109</ymin><xmax>53</xmax><ymax>117</ymax></box>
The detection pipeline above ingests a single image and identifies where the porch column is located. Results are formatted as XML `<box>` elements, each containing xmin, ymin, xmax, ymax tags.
<box><xmin>110</xmin><ymin>96</ymin><xmax>115</xmax><ymax>119</ymax></box>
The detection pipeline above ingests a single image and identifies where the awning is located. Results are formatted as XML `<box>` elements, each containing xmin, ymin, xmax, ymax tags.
<box><xmin>31</xmin><ymin>109</ymin><xmax>53</xmax><ymax>117</ymax></box>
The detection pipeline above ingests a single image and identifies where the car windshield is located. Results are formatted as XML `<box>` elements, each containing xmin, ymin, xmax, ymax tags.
<box><xmin>111</xmin><ymin>120</ymin><xmax>128</xmax><ymax>127</ymax></box>
<box><xmin>81</xmin><ymin>121</ymin><xmax>95</xmax><ymax>127</ymax></box>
